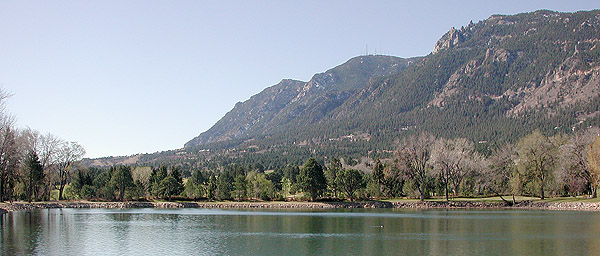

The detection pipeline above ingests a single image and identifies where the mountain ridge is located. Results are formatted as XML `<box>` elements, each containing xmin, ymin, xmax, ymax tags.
<box><xmin>88</xmin><ymin>9</ymin><xmax>600</xmax><ymax>169</ymax></box>
<box><xmin>186</xmin><ymin>55</ymin><xmax>420</xmax><ymax>147</ymax></box>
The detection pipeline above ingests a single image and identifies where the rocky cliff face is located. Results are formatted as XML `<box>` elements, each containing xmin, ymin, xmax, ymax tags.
<box><xmin>433</xmin><ymin>27</ymin><xmax>468</xmax><ymax>54</ymax></box>
<box><xmin>427</xmin><ymin>10</ymin><xmax>600</xmax><ymax>121</ymax></box>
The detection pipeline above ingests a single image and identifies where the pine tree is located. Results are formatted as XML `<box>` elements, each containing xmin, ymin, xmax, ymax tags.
<box><xmin>23</xmin><ymin>151</ymin><xmax>44</xmax><ymax>202</ymax></box>
<box><xmin>109</xmin><ymin>165</ymin><xmax>134</xmax><ymax>202</ymax></box>
<box><xmin>372</xmin><ymin>159</ymin><xmax>385</xmax><ymax>198</ymax></box>
<box><xmin>298</xmin><ymin>158</ymin><xmax>327</xmax><ymax>201</ymax></box>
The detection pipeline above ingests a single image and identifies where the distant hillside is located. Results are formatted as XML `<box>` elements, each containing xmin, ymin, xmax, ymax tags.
<box><xmin>88</xmin><ymin>9</ymin><xmax>600</xmax><ymax>169</ymax></box>
<box><xmin>186</xmin><ymin>55</ymin><xmax>420</xmax><ymax>147</ymax></box>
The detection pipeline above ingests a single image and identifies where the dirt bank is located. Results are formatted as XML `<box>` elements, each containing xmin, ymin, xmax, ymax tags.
<box><xmin>1</xmin><ymin>201</ymin><xmax>599</xmax><ymax>215</ymax></box>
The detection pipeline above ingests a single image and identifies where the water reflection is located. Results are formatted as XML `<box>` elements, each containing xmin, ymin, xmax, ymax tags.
<box><xmin>2</xmin><ymin>208</ymin><xmax>600</xmax><ymax>255</ymax></box>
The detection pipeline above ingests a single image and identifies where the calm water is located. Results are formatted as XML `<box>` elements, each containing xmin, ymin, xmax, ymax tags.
<box><xmin>2</xmin><ymin>208</ymin><xmax>600</xmax><ymax>255</ymax></box>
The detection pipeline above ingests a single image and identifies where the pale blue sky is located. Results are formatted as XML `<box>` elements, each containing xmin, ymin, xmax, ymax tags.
<box><xmin>1</xmin><ymin>1</ymin><xmax>598</xmax><ymax>158</ymax></box>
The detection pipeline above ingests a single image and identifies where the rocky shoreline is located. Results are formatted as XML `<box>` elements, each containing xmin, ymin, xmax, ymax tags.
<box><xmin>1</xmin><ymin>200</ymin><xmax>600</xmax><ymax>215</ymax></box>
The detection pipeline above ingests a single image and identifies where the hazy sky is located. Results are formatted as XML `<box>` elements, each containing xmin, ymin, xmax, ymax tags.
<box><xmin>1</xmin><ymin>1</ymin><xmax>598</xmax><ymax>158</ymax></box>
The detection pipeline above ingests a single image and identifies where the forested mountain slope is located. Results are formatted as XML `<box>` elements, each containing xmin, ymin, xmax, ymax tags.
<box><xmin>186</xmin><ymin>55</ymin><xmax>418</xmax><ymax>147</ymax></box>
<box><xmin>319</xmin><ymin>10</ymin><xmax>600</xmax><ymax>149</ymax></box>
<box><xmin>89</xmin><ymin>10</ymin><xmax>600</xmax><ymax>169</ymax></box>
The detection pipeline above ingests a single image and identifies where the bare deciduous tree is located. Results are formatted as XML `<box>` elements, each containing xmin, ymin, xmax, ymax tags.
<box><xmin>430</xmin><ymin>137</ymin><xmax>480</xmax><ymax>200</ymax></box>
<box><xmin>396</xmin><ymin>133</ymin><xmax>435</xmax><ymax>201</ymax></box>
<box><xmin>485</xmin><ymin>143</ymin><xmax>517</xmax><ymax>204</ymax></box>
<box><xmin>587</xmin><ymin>134</ymin><xmax>600</xmax><ymax>198</ymax></box>
<box><xmin>516</xmin><ymin>130</ymin><xmax>559</xmax><ymax>200</ymax></box>
<box><xmin>430</xmin><ymin>138</ymin><xmax>453</xmax><ymax>201</ymax></box>
<box><xmin>558</xmin><ymin>128</ymin><xmax>599</xmax><ymax>196</ymax></box>
<box><xmin>0</xmin><ymin>88</ymin><xmax>20</xmax><ymax>202</ymax></box>
<box><xmin>55</xmin><ymin>141</ymin><xmax>86</xmax><ymax>200</ymax></box>
<box><xmin>22</xmin><ymin>129</ymin><xmax>63</xmax><ymax>200</ymax></box>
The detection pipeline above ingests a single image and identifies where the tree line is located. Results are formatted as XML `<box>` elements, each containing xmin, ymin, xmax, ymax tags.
<box><xmin>35</xmin><ymin>128</ymin><xmax>600</xmax><ymax>203</ymax></box>
<box><xmin>0</xmin><ymin>89</ymin><xmax>86</xmax><ymax>202</ymax></box>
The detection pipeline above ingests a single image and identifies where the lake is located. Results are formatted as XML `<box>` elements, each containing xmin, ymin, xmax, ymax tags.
<box><xmin>2</xmin><ymin>208</ymin><xmax>599</xmax><ymax>255</ymax></box>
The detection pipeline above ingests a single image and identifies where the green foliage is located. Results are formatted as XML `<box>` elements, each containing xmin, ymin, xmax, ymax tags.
<box><xmin>297</xmin><ymin>158</ymin><xmax>327</xmax><ymax>201</ymax></box>
<box><xmin>23</xmin><ymin>151</ymin><xmax>44</xmax><ymax>202</ymax></box>
<box><xmin>184</xmin><ymin>170</ymin><xmax>206</xmax><ymax>199</ymax></box>
<box><xmin>325</xmin><ymin>158</ymin><xmax>342</xmax><ymax>197</ymax></box>
<box><xmin>206</xmin><ymin>174</ymin><xmax>217</xmax><ymax>200</ymax></box>
<box><xmin>158</xmin><ymin>176</ymin><xmax>179</xmax><ymax>200</ymax></box>
<box><xmin>246</xmin><ymin>171</ymin><xmax>276</xmax><ymax>200</ymax></box>
<box><xmin>129</xmin><ymin>180</ymin><xmax>147</xmax><ymax>200</ymax></box>
<box><xmin>149</xmin><ymin>166</ymin><xmax>168</xmax><ymax>197</ymax></box>
<box><xmin>233</xmin><ymin>175</ymin><xmax>247</xmax><ymax>201</ymax></box>
<box><xmin>335</xmin><ymin>169</ymin><xmax>365</xmax><ymax>200</ymax></box>
<box><xmin>282</xmin><ymin>164</ymin><xmax>300</xmax><ymax>183</ymax></box>
<box><xmin>216</xmin><ymin>171</ymin><xmax>234</xmax><ymax>200</ymax></box>
<box><xmin>371</xmin><ymin>159</ymin><xmax>385</xmax><ymax>198</ymax></box>
<box><xmin>109</xmin><ymin>165</ymin><xmax>134</xmax><ymax>202</ymax></box>
<box><xmin>146</xmin><ymin>165</ymin><xmax>184</xmax><ymax>200</ymax></box>
<box><xmin>71</xmin><ymin>169</ymin><xmax>93</xmax><ymax>200</ymax></box>
<box><xmin>93</xmin><ymin>171</ymin><xmax>114</xmax><ymax>201</ymax></box>
<box><xmin>184</xmin><ymin>179</ymin><xmax>202</xmax><ymax>199</ymax></box>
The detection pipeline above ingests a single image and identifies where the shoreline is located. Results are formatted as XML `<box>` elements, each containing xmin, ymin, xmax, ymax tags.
<box><xmin>2</xmin><ymin>200</ymin><xmax>600</xmax><ymax>215</ymax></box>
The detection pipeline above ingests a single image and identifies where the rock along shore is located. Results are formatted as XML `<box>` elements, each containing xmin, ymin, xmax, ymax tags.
<box><xmin>1</xmin><ymin>200</ymin><xmax>599</xmax><ymax>215</ymax></box>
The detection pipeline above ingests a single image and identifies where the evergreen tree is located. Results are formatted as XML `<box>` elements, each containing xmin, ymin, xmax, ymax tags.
<box><xmin>168</xmin><ymin>166</ymin><xmax>184</xmax><ymax>196</ymax></box>
<box><xmin>206</xmin><ymin>174</ymin><xmax>217</xmax><ymax>200</ymax></box>
<box><xmin>216</xmin><ymin>172</ymin><xmax>234</xmax><ymax>200</ymax></box>
<box><xmin>325</xmin><ymin>158</ymin><xmax>342</xmax><ymax>198</ymax></box>
<box><xmin>298</xmin><ymin>158</ymin><xmax>327</xmax><ymax>201</ymax></box>
<box><xmin>282</xmin><ymin>164</ymin><xmax>300</xmax><ymax>183</ymax></box>
<box><xmin>109</xmin><ymin>165</ymin><xmax>134</xmax><ymax>202</ymax></box>
<box><xmin>372</xmin><ymin>159</ymin><xmax>385</xmax><ymax>198</ymax></box>
<box><xmin>336</xmin><ymin>168</ymin><xmax>365</xmax><ymax>201</ymax></box>
<box><xmin>233</xmin><ymin>174</ymin><xmax>247</xmax><ymax>201</ymax></box>
<box><xmin>184</xmin><ymin>170</ymin><xmax>206</xmax><ymax>199</ymax></box>
<box><xmin>159</xmin><ymin>176</ymin><xmax>179</xmax><ymax>201</ymax></box>
<box><xmin>23</xmin><ymin>151</ymin><xmax>44</xmax><ymax>202</ymax></box>
<box><xmin>71</xmin><ymin>169</ymin><xmax>93</xmax><ymax>199</ymax></box>
<box><xmin>93</xmin><ymin>170</ymin><xmax>113</xmax><ymax>200</ymax></box>
<box><xmin>149</xmin><ymin>166</ymin><xmax>168</xmax><ymax>197</ymax></box>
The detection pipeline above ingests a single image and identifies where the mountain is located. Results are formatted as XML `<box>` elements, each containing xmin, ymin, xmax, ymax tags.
<box><xmin>88</xmin><ymin>9</ymin><xmax>600</xmax><ymax>169</ymax></box>
<box><xmin>318</xmin><ymin>9</ymin><xmax>600</xmax><ymax>148</ymax></box>
<box><xmin>185</xmin><ymin>55</ymin><xmax>420</xmax><ymax>147</ymax></box>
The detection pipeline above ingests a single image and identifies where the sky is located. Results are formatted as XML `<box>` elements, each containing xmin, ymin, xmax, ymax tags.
<box><xmin>0</xmin><ymin>1</ymin><xmax>598</xmax><ymax>158</ymax></box>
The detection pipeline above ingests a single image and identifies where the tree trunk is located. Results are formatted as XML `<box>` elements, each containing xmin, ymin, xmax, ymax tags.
<box><xmin>28</xmin><ymin>176</ymin><xmax>33</xmax><ymax>203</ymax></box>
<box><xmin>445</xmin><ymin>180</ymin><xmax>449</xmax><ymax>201</ymax></box>
<box><xmin>120</xmin><ymin>186</ymin><xmax>125</xmax><ymax>202</ymax></box>
<box><xmin>593</xmin><ymin>186</ymin><xmax>597</xmax><ymax>198</ymax></box>
<box><xmin>59</xmin><ymin>183</ymin><xmax>65</xmax><ymax>200</ymax></box>
<box><xmin>419</xmin><ymin>183</ymin><xmax>425</xmax><ymax>201</ymax></box>
<box><xmin>498</xmin><ymin>193</ymin><xmax>510</xmax><ymax>205</ymax></box>
<box><xmin>0</xmin><ymin>179</ymin><xmax>4</xmax><ymax>202</ymax></box>
<box><xmin>539</xmin><ymin>183</ymin><xmax>545</xmax><ymax>200</ymax></box>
